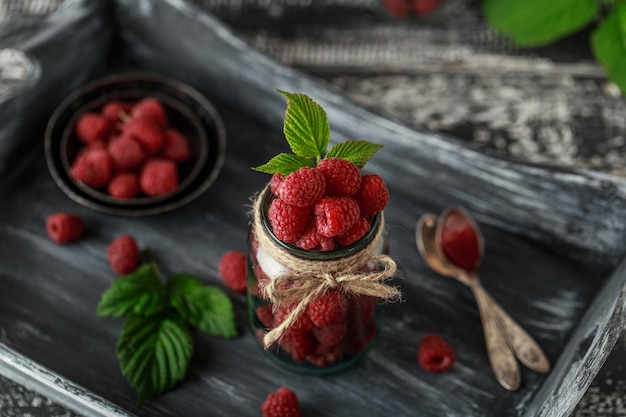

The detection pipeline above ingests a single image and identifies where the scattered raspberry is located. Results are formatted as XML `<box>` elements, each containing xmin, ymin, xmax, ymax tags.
<box><xmin>307</xmin><ymin>289</ymin><xmax>347</xmax><ymax>327</ymax></box>
<box><xmin>132</xmin><ymin>97</ymin><xmax>168</xmax><ymax>128</ymax></box>
<box><xmin>75</xmin><ymin>112</ymin><xmax>112</xmax><ymax>144</ymax></box>
<box><xmin>107</xmin><ymin>135</ymin><xmax>145</xmax><ymax>171</ymax></box>
<box><xmin>256</xmin><ymin>305</ymin><xmax>275</xmax><ymax>328</ymax></box>
<box><xmin>160</xmin><ymin>128</ymin><xmax>191</xmax><ymax>163</ymax></box>
<box><xmin>276</xmin><ymin>167</ymin><xmax>325</xmax><ymax>207</ymax></box>
<box><xmin>46</xmin><ymin>213</ymin><xmax>84</xmax><ymax>244</ymax></box>
<box><xmin>317</xmin><ymin>158</ymin><xmax>361</xmax><ymax>196</ymax></box>
<box><xmin>106</xmin><ymin>235</ymin><xmax>140</xmax><ymax>275</ymax></box>
<box><xmin>261</xmin><ymin>387</ymin><xmax>303</xmax><ymax>417</ymax></box>
<box><xmin>70</xmin><ymin>148</ymin><xmax>113</xmax><ymax>188</ymax></box>
<box><xmin>278</xmin><ymin>328</ymin><xmax>316</xmax><ymax>361</ymax></box>
<box><xmin>312</xmin><ymin>319</ymin><xmax>347</xmax><ymax>347</ymax></box>
<box><xmin>418</xmin><ymin>333</ymin><xmax>455</xmax><ymax>373</ymax></box>
<box><xmin>313</xmin><ymin>196</ymin><xmax>360</xmax><ymax>237</ymax></box>
<box><xmin>335</xmin><ymin>216</ymin><xmax>371</xmax><ymax>247</ymax></box>
<box><xmin>139</xmin><ymin>158</ymin><xmax>179</xmax><ymax>197</ymax></box>
<box><xmin>411</xmin><ymin>0</ymin><xmax>444</xmax><ymax>16</ymax></box>
<box><xmin>306</xmin><ymin>342</ymin><xmax>343</xmax><ymax>368</ymax></box>
<box><xmin>274</xmin><ymin>302</ymin><xmax>314</xmax><ymax>331</ymax></box>
<box><xmin>353</xmin><ymin>174</ymin><xmax>389</xmax><ymax>216</ymax></box>
<box><xmin>101</xmin><ymin>101</ymin><xmax>132</xmax><ymax>123</ymax></box>
<box><xmin>268</xmin><ymin>198</ymin><xmax>311</xmax><ymax>243</ymax></box>
<box><xmin>107</xmin><ymin>172</ymin><xmax>140</xmax><ymax>199</ymax></box>
<box><xmin>269</xmin><ymin>173</ymin><xmax>284</xmax><ymax>196</ymax></box>
<box><xmin>218</xmin><ymin>250</ymin><xmax>247</xmax><ymax>293</ymax></box>
<box><xmin>123</xmin><ymin>117</ymin><xmax>164</xmax><ymax>155</ymax></box>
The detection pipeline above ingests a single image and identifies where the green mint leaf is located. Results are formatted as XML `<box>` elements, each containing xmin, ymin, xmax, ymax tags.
<box><xmin>325</xmin><ymin>140</ymin><xmax>384</xmax><ymax>168</ymax></box>
<box><xmin>117</xmin><ymin>313</ymin><xmax>193</xmax><ymax>403</ymax></box>
<box><xmin>167</xmin><ymin>274</ymin><xmax>238</xmax><ymax>339</ymax></box>
<box><xmin>252</xmin><ymin>153</ymin><xmax>315</xmax><ymax>176</ymax></box>
<box><xmin>591</xmin><ymin>4</ymin><xmax>626</xmax><ymax>95</ymax></box>
<box><xmin>277</xmin><ymin>90</ymin><xmax>330</xmax><ymax>159</ymax></box>
<box><xmin>96</xmin><ymin>263</ymin><xmax>166</xmax><ymax>318</ymax></box>
<box><xmin>482</xmin><ymin>0</ymin><xmax>598</xmax><ymax>47</ymax></box>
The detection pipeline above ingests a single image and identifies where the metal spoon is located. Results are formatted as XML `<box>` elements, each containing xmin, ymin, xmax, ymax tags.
<box><xmin>417</xmin><ymin>213</ymin><xmax>521</xmax><ymax>391</ymax></box>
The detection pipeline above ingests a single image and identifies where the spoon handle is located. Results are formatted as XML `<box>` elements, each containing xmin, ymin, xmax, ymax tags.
<box><xmin>485</xmin><ymin>292</ymin><xmax>551</xmax><ymax>374</ymax></box>
<box><xmin>470</xmin><ymin>280</ymin><xmax>521</xmax><ymax>391</ymax></box>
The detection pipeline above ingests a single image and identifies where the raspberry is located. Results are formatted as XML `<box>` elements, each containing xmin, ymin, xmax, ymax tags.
<box><xmin>418</xmin><ymin>333</ymin><xmax>455</xmax><ymax>373</ymax></box>
<box><xmin>345</xmin><ymin>323</ymin><xmax>377</xmax><ymax>356</ymax></box>
<box><xmin>312</xmin><ymin>319</ymin><xmax>347</xmax><ymax>347</ymax></box>
<box><xmin>412</xmin><ymin>0</ymin><xmax>444</xmax><ymax>16</ymax></box>
<box><xmin>307</xmin><ymin>289</ymin><xmax>347</xmax><ymax>327</ymax></box>
<box><xmin>107</xmin><ymin>134</ymin><xmax>145</xmax><ymax>171</ymax></box>
<box><xmin>313</xmin><ymin>196</ymin><xmax>360</xmax><ymax>237</ymax></box>
<box><xmin>131</xmin><ymin>97</ymin><xmax>168</xmax><ymax>128</ymax></box>
<box><xmin>46</xmin><ymin>213</ymin><xmax>84</xmax><ymax>244</ymax></box>
<box><xmin>75</xmin><ymin>112</ymin><xmax>112</xmax><ymax>144</ymax></box>
<box><xmin>139</xmin><ymin>158</ymin><xmax>179</xmax><ymax>197</ymax></box>
<box><xmin>123</xmin><ymin>117</ymin><xmax>164</xmax><ymax>155</ymax></box>
<box><xmin>347</xmin><ymin>295</ymin><xmax>376</xmax><ymax>331</ymax></box>
<box><xmin>160</xmin><ymin>128</ymin><xmax>191</xmax><ymax>163</ymax></box>
<box><xmin>276</xmin><ymin>167</ymin><xmax>325</xmax><ymax>207</ymax></box>
<box><xmin>107</xmin><ymin>172</ymin><xmax>140</xmax><ymax>199</ymax></box>
<box><xmin>269</xmin><ymin>173</ymin><xmax>284</xmax><ymax>196</ymax></box>
<box><xmin>315</xmin><ymin>236</ymin><xmax>336</xmax><ymax>252</ymax></box>
<box><xmin>317</xmin><ymin>158</ymin><xmax>361</xmax><ymax>196</ymax></box>
<box><xmin>268</xmin><ymin>198</ymin><xmax>311</xmax><ymax>243</ymax></box>
<box><xmin>335</xmin><ymin>216</ymin><xmax>371</xmax><ymax>247</ymax></box>
<box><xmin>306</xmin><ymin>342</ymin><xmax>343</xmax><ymax>368</ymax></box>
<box><xmin>381</xmin><ymin>0</ymin><xmax>411</xmax><ymax>18</ymax></box>
<box><xmin>106</xmin><ymin>235</ymin><xmax>140</xmax><ymax>275</ymax></box>
<box><xmin>274</xmin><ymin>302</ymin><xmax>314</xmax><ymax>331</ymax></box>
<box><xmin>70</xmin><ymin>147</ymin><xmax>113</xmax><ymax>188</ymax></box>
<box><xmin>353</xmin><ymin>174</ymin><xmax>389</xmax><ymax>216</ymax></box>
<box><xmin>218</xmin><ymin>250</ymin><xmax>247</xmax><ymax>293</ymax></box>
<box><xmin>278</xmin><ymin>328</ymin><xmax>315</xmax><ymax>361</ymax></box>
<box><xmin>101</xmin><ymin>101</ymin><xmax>132</xmax><ymax>124</ymax></box>
<box><xmin>293</xmin><ymin>218</ymin><xmax>321</xmax><ymax>250</ymax></box>
<box><xmin>256</xmin><ymin>305</ymin><xmax>275</xmax><ymax>328</ymax></box>
<box><xmin>261</xmin><ymin>387</ymin><xmax>303</xmax><ymax>417</ymax></box>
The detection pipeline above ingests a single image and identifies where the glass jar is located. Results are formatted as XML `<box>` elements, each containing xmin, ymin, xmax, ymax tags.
<box><xmin>247</xmin><ymin>187</ymin><xmax>394</xmax><ymax>375</ymax></box>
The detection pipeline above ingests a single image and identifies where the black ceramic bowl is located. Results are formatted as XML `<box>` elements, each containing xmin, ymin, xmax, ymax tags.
<box><xmin>45</xmin><ymin>72</ymin><xmax>226</xmax><ymax>216</ymax></box>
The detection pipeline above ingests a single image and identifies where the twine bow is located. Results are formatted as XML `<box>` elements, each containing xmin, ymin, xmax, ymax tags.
<box><xmin>252</xmin><ymin>186</ymin><xmax>401</xmax><ymax>349</ymax></box>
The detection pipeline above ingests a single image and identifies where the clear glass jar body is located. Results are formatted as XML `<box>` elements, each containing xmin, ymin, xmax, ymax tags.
<box><xmin>247</xmin><ymin>190</ymin><xmax>389</xmax><ymax>375</ymax></box>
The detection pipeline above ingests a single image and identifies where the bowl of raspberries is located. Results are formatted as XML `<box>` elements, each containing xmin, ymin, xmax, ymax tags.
<box><xmin>45</xmin><ymin>72</ymin><xmax>226</xmax><ymax>216</ymax></box>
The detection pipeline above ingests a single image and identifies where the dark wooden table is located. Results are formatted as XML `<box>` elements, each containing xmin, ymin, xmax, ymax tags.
<box><xmin>0</xmin><ymin>0</ymin><xmax>625</xmax><ymax>416</ymax></box>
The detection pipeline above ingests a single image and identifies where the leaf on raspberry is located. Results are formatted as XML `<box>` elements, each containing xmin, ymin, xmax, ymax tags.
<box><xmin>253</xmin><ymin>153</ymin><xmax>314</xmax><ymax>176</ymax></box>
<box><xmin>325</xmin><ymin>139</ymin><xmax>384</xmax><ymax>168</ymax></box>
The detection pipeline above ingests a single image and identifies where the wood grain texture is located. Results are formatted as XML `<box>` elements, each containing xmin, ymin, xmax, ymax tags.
<box><xmin>0</xmin><ymin>1</ymin><xmax>625</xmax><ymax>416</ymax></box>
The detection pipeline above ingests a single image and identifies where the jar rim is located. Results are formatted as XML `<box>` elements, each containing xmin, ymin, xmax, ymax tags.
<box><xmin>259</xmin><ymin>186</ymin><xmax>382</xmax><ymax>260</ymax></box>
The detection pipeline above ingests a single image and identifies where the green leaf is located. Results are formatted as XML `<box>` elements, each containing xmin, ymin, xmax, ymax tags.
<box><xmin>252</xmin><ymin>153</ymin><xmax>315</xmax><ymax>176</ymax></box>
<box><xmin>167</xmin><ymin>274</ymin><xmax>238</xmax><ymax>339</ymax></box>
<box><xmin>277</xmin><ymin>90</ymin><xmax>330</xmax><ymax>159</ymax></box>
<box><xmin>325</xmin><ymin>140</ymin><xmax>384</xmax><ymax>168</ymax></box>
<box><xmin>117</xmin><ymin>314</ymin><xmax>193</xmax><ymax>403</ymax></box>
<box><xmin>97</xmin><ymin>263</ymin><xmax>166</xmax><ymax>318</ymax></box>
<box><xmin>592</xmin><ymin>4</ymin><xmax>626</xmax><ymax>95</ymax></box>
<box><xmin>482</xmin><ymin>0</ymin><xmax>599</xmax><ymax>47</ymax></box>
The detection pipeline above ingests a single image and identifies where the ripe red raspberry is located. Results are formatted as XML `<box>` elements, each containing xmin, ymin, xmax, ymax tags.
<box><xmin>293</xmin><ymin>218</ymin><xmax>321</xmax><ymax>250</ymax></box>
<box><xmin>256</xmin><ymin>305</ymin><xmax>275</xmax><ymax>328</ymax></box>
<box><xmin>418</xmin><ymin>333</ymin><xmax>455</xmax><ymax>373</ymax></box>
<box><xmin>315</xmin><ymin>236</ymin><xmax>336</xmax><ymax>252</ymax></box>
<box><xmin>345</xmin><ymin>323</ymin><xmax>377</xmax><ymax>356</ymax></box>
<box><xmin>276</xmin><ymin>167</ymin><xmax>325</xmax><ymax>207</ymax></box>
<box><xmin>353</xmin><ymin>174</ymin><xmax>389</xmax><ymax>216</ymax></box>
<box><xmin>261</xmin><ymin>387</ymin><xmax>303</xmax><ymax>417</ymax></box>
<box><xmin>312</xmin><ymin>319</ymin><xmax>347</xmax><ymax>347</ymax></box>
<box><xmin>335</xmin><ymin>216</ymin><xmax>371</xmax><ymax>247</ymax></box>
<box><xmin>106</xmin><ymin>235</ymin><xmax>140</xmax><ymax>275</ymax></box>
<box><xmin>411</xmin><ymin>0</ymin><xmax>444</xmax><ymax>16</ymax></box>
<box><xmin>317</xmin><ymin>158</ymin><xmax>361</xmax><ymax>196</ymax></box>
<box><xmin>306</xmin><ymin>342</ymin><xmax>343</xmax><ymax>368</ymax></box>
<box><xmin>160</xmin><ymin>128</ymin><xmax>191</xmax><ymax>163</ymax></box>
<box><xmin>381</xmin><ymin>0</ymin><xmax>411</xmax><ymax>18</ymax></box>
<box><xmin>274</xmin><ymin>302</ymin><xmax>314</xmax><ymax>331</ymax></box>
<box><xmin>107</xmin><ymin>135</ymin><xmax>145</xmax><ymax>171</ymax></box>
<box><xmin>268</xmin><ymin>198</ymin><xmax>311</xmax><ymax>243</ymax></box>
<box><xmin>307</xmin><ymin>289</ymin><xmax>347</xmax><ymax>327</ymax></box>
<box><xmin>278</xmin><ymin>328</ymin><xmax>316</xmax><ymax>361</ymax></box>
<box><xmin>313</xmin><ymin>196</ymin><xmax>360</xmax><ymax>237</ymax></box>
<box><xmin>269</xmin><ymin>173</ymin><xmax>284</xmax><ymax>196</ymax></box>
<box><xmin>139</xmin><ymin>158</ymin><xmax>179</xmax><ymax>197</ymax></box>
<box><xmin>123</xmin><ymin>117</ymin><xmax>164</xmax><ymax>155</ymax></box>
<box><xmin>70</xmin><ymin>148</ymin><xmax>113</xmax><ymax>188</ymax></box>
<box><xmin>101</xmin><ymin>101</ymin><xmax>132</xmax><ymax>123</ymax></box>
<box><xmin>347</xmin><ymin>295</ymin><xmax>376</xmax><ymax>331</ymax></box>
<box><xmin>218</xmin><ymin>250</ymin><xmax>247</xmax><ymax>293</ymax></box>
<box><xmin>131</xmin><ymin>97</ymin><xmax>168</xmax><ymax>128</ymax></box>
<box><xmin>46</xmin><ymin>213</ymin><xmax>84</xmax><ymax>244</ymax></box>
<box><xmin>75</xmin><ymin>112</ymin><xmax>112</xmax><ymax>144</ymax></box>
<box><xmin>107</xmin><ymin>172</ymin><xmax>140</xmax><ymax>199</ymax></box>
